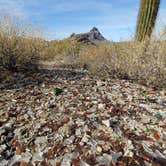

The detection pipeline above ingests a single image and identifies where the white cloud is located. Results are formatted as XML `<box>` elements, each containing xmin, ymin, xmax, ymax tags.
<box><xmin>50</xmin><ymin>0</ymin><xmax>112</xmax><ymax>13</ymax></box>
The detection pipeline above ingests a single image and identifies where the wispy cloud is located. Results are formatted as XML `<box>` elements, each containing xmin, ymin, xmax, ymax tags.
<box><xmin>50</xmin><ymin>0</ymin><xmax>112</xmax><ymax>13</ymax></box>
<box><xmin>0</xmin><ymin>0</ymin><xmax>25</xmax><ymax>17</ymax></box>
<box><xmin>0</xmin><ymin>0</ymin><xmax>112</xmax><ymax>14</ymax></box>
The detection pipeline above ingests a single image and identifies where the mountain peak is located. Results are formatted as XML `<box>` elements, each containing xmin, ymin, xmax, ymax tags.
<box><xmin>69</xmin><ymin>27</ymin><xmax>106</xmax><ymax>44</ymax></box>
<box><xmin>90</xmin><ymin>27</ymin><xmax>99</xmax><ymax>32</ymax></box>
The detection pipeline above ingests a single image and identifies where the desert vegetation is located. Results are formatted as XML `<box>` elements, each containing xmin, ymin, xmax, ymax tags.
<box><xmin>77</xmin><ymin>38</ymin><xmax>166</xmax><ymax>88</ymax></box>
<box><xmin>0</xmin><ymin>15</ymin><xmax>166</xmax><ymax>88</ymax></box>
<box><xmin>135</xmin><ymin>0</ymin><xmax>161</xmax><ymax>41</ymax></box>
<box><xmin>0</xmin><ymin>16</ymin><xmax>46</xmax><ymax>72</ymax></box>
<box><xmin>40</xmin><ymin>36</ymin><xmax>166</xmax><ymax>88</ymax></box>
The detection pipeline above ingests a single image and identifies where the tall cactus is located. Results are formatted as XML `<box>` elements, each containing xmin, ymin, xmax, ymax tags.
<box><xmin>135</xmin><ymin>0</ymin><xmax>160</xmax><ymax>41</ymax></box>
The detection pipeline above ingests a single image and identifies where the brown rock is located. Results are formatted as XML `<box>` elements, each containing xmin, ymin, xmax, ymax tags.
<box><xmin>102</xmin><ymin>144</ymin><xmax>111</xmax><ymax>152</ymax></box>
<box><xmin>15</xmin><ymin>144</ymin><xmax>26</xmax><ymax>155</ymax></box>
<box><xmin>20</xmin><ymin>162</ymin><xmax>33</xmax><ymax>166</ymax></box>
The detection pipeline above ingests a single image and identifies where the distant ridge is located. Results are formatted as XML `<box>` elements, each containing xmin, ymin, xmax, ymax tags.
<box><xmin>69</xmin><ymin>27</ymin><xmax>106</xmax><ymax>44</ymax></box>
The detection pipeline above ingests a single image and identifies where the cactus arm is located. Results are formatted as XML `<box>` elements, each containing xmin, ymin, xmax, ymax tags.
<box><xmin>135</xmin><ymin>0</ymin><xmax>160</xmax><ymax>41</ymax></box>
<box><xmin>143</xmin><ymin>0</ymin><xmax>153</xmax><ymax>39</ymax></box>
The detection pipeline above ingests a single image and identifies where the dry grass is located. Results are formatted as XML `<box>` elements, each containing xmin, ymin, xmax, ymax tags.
<box><xmin>75</xmin><ymin>39</ymin><xmax>166</xmax><ymax>88</ymax></box>
<box><xmin>0</xmin><ymin>16</ymin><xmax>46</xmax><ymax>72</ymax></box>
<box><xmin>40</xmin><ymin>37</ymin><xmax>166</xmax><ymax>88</ymax></box>
<box><xmin>41</xmin><ymin>39</ymin><xmax>81</xmax><ymax>62</ymax></box>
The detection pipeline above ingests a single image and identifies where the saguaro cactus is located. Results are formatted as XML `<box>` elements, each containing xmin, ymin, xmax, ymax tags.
<box><xmin>135</xmin><ymin>0</ymin><xmax>160</xmax><ymax>41</ymax></box>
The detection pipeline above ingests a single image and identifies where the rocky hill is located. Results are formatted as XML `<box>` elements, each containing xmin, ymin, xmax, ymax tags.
<box><xmin>69</xmin><ymin>27</ymin><xmax>106</xmax><ymax>44</ymax></box>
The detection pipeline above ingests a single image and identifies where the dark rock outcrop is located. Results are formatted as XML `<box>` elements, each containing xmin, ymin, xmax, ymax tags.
<box><xmin>69</xmin><ymin>27</ymin><xmax>106</xmax><ymax>44</ymax></box>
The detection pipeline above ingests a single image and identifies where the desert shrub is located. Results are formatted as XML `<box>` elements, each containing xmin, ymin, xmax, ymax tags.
<box><xmin>77</xmin><ymin>38</ymin><xmax>166</xmax><ymax>88</ymax></box>
<box><xmin>38</xmin><ymin>27</ymin><xmax>166</xmax><ymax>88</ymax></box>
<box><xmin>41</xmin><ymin>39</ymin><xmax>81</xmax><ymax>62</ymax></box>
<box><xmin>40</xmin><ymin>34</ymin><xmax>166</xmax><ymax>88</ymax></box>
<box><xmin>0</xmin><ymin>16</ymin><xmax>46</xmax><ymax>71</ymax></box>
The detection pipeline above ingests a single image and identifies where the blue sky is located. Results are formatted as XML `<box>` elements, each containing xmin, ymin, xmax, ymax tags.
<box><xmin>0</xmin><ymin>0</ymin><xmax>166</xmax><ymax>41</ymax></box>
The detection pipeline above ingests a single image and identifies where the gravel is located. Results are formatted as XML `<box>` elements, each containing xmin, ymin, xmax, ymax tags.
<box><xmin>0</xmin><ymin>68</ymin><xmax>166</xmax><ymax>165</ymax></box>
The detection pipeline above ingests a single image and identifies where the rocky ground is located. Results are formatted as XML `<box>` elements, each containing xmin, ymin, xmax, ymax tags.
<box><xmin>0</xmin><ymin>68</ymin><xmax>166</xmax><ymax>166</ymax></box>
